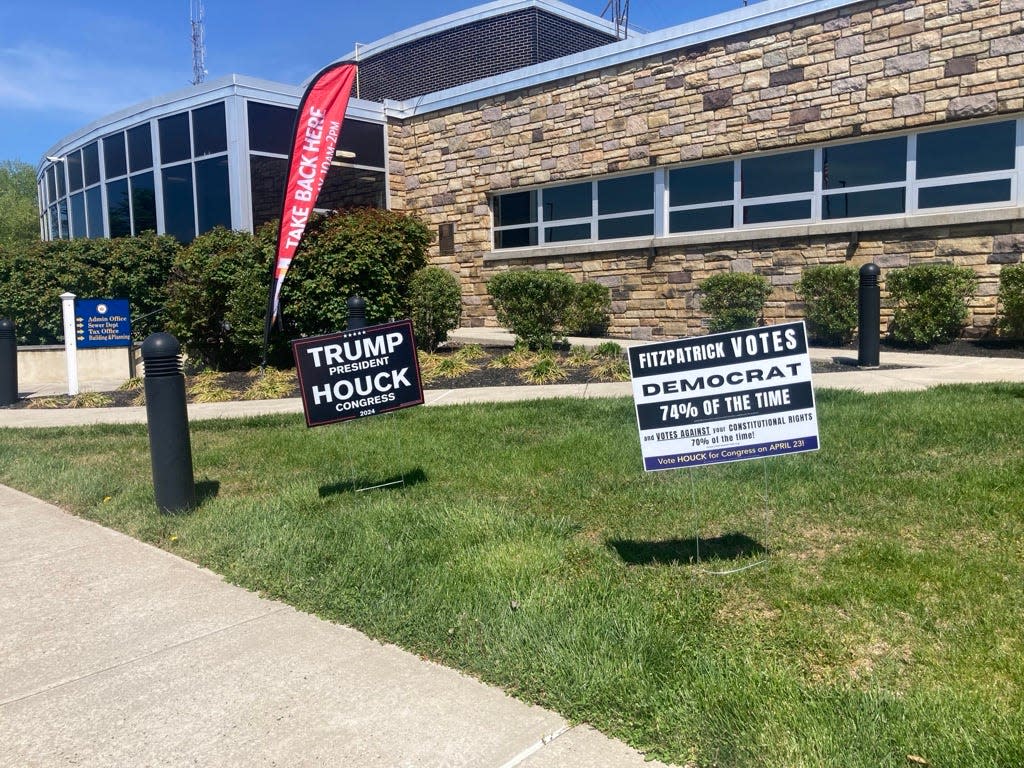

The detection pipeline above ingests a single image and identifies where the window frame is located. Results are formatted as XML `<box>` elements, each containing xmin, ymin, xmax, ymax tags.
<box><xmin>490</xmin><ymin>116</ymin><xmax>1024</xmax><ymax>252</ymax></box>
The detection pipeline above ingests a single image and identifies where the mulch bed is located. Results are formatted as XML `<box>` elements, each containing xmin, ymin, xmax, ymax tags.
<box><xmin>5</xmin><ymin>339</ymin><xmax>1022</xmax><ymax>410</ymax></box>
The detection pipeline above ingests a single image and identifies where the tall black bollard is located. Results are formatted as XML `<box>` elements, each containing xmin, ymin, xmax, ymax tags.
<box><xmin>858</xmin><ymin>263</ymin><xmax>881</xmax><ymax>367</ymax></box>
<box><xmin>347</xmin><ymin>295</ymin><xmax>367</xmax><ymax>330</ymax></box>
<box><xmin>0</xmin><ymin>318</ymin><xmax>17</xmax><ymax>406</ymax></box>
<box><xmin>142</xmin><ymin>333</ymin><xmax>196</xmax><ymax>513</ymax></box>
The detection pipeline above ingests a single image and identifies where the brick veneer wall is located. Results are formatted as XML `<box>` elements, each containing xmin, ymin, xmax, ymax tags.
<box><xmin>356</xmin><ymin>9</ymin><xmax>616</xmax><ymax>103</ymax></box>
<box><xmin>387</xmin><ymin>0</ymin><xmax>1024</xmax><ymax>339</ymax></box>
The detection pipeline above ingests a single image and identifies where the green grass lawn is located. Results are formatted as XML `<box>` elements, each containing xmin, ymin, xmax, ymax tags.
<box><xmin>2</xmin><ymin>385</ymin><xmax>1022</xmax><ymax>767</ymax></box>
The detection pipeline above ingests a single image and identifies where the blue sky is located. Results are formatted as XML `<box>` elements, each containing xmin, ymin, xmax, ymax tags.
<box><xmin>0</xmin><ymin>0</ymin><xmax>746</xmax><ymax>165</ymax></box>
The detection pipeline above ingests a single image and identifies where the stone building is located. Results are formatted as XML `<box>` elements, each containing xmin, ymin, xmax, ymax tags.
<box><xmin>38</xmin><ymin>0</ymin><xmax>1024</xmax><ymax>338</ymax></box>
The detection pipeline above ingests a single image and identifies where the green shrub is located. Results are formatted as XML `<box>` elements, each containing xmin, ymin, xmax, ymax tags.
<box><xmin>699</xmin><ymin>272</ymin><xmax>772</xmax><ymax>333</ymax></box>
<box><xmin>408</xmin><ymin>266</ymin><xmax>462</xmax><ymax>351</ymax></box>
<box><xmin>795</xmin><ymin>264</ymin><xmax>859</xmax><ymax>345</ymax></box>
<box><xmin>996</xmin><ymin>264</ymin><xmax>1024</xmax><ymax>339</ymax></box>
<box><xmin>887</xmin><ymin>263</ymin><xmax>977</xmax><ymax>346</ymax></box>
<box><xmin>487</xmin><ymin>270</ymin><xmax>576</xmax><ymax>350</ymax></box>
<box><xmin>165</xmin><ymin>227</ymin><xmax>276</xmax><ymax>370</ymax></box>
<box><xmin>283</xmin><ymin>208</ymin><xmax>432</xmax><ymax>337</ymax></box>
<box><xmin>562</xmin><ymin>280</ymin><xmax>611</xmax><ymax>337</ymax></box>
<box><xmin>0</xmin><ymin>233</ymin><xmax>179</xmax><ymax>345</ymax></box>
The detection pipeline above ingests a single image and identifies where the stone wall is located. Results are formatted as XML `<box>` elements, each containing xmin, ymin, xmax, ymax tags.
<box><xmin>387</xmin><ymin>0</ymin><xmax>1024</xmax><ymax>339</ymax></box>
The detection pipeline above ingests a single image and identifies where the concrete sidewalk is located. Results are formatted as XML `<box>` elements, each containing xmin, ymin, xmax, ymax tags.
<box><xmin>0</xmin><ymin>484</ymin><xmax>667</xmax><ymax>767</ymax></box>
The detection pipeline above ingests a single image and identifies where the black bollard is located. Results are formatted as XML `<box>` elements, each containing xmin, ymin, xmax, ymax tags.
<box><xmin>858</xmin><ymin>263</ymin><xmax>881</xmax><ymax>367</ymax></box>
<box><xmin>0</xmin><ymin>318</ymin><xmax>17</xmax><ymax>406</ymax></box>
<box><xmin>142</xmin><ymin>333</ymin><xmax>196</xmax><ymax>513</ymax></box>
<box><xmin>347</xmin><ymin>295</ymin><xmax>367</xmax><ymax>330</ymax></box>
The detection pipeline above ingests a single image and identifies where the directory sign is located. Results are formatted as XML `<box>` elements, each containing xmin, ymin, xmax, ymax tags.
<box><xmin>74</xmin><ymin>298</ymin><xmax>132</xmax><ymax>348</ymax></box>
<box><xmin>629</xmin><ymin>322</ymin><xmax>819</xmax><ymax>471</ymax></box>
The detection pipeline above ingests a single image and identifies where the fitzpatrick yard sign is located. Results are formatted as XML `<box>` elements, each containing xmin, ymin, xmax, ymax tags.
<box><xmin>292</xmin><ymin>319</ymin><xmax>424</xmax><ymax>428</ymax></box>
<box><xmin>628</xmin><ymin>321</ymin><xmax>819</xmax><ymax>472</ymax></box>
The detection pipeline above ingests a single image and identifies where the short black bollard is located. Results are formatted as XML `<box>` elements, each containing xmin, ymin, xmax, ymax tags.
<box><xmin>0</xmin><ymin>318</ymin><xmax>17</xmax><ymax>406</ymax></box>
<box><xmin>347</xmin><ymin>295</ymin><xmax>367</xmax><ymax>330</ymax></box>
<box><xmin>142</xmin><ymin>333</ymin><xmax>196</xmax><ymax>513</ymax></box>
<box><xmin>858</xmin><ymin>263</ymin><xmax>881</xmax><ymax>367</ymax></box>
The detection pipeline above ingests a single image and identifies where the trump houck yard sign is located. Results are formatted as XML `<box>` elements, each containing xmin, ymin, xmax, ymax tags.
<box><xmin>628</xmin><ymin>321</ymin><xmax>820</xmax><ymax>472</ymax></box>
<box><xmin>292</xmin><ymin>319</ymin><xmax>423</xmax><ymax>428</ymax></box>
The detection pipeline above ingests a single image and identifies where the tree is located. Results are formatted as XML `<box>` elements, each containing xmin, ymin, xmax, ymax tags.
<box><xmin>0</xmin><ymin>160</ymin><xmax>39</xmax><ymax>249</ymax></box>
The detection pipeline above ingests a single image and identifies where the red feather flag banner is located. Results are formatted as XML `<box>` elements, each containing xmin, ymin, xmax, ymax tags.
<box><xmin>262</xmin><ymin>61</ymin><xmax>357</xmax><ymax>360</ymax></box>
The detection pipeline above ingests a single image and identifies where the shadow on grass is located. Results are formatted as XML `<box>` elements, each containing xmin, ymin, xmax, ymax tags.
<box><xmin>196</xmin><ymin>479</ymin><xmax>220</xmax><ymax>506</ymax></box>
<box><xmin>318</xmin><ymin>468</ymin><xmax>427</xmax><ymax>497</ymax></box>
<box><xmin>609</xmin><ymin>533</ymin><xmax>767</xmax><ymax>566</ymax></box>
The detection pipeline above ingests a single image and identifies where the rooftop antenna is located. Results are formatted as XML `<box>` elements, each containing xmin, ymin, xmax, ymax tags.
<box><xmin>190</xmin><ymin>0</ymin><xmax>207</xmax><ymax>85</ymax></box>
<box><xmin>601</xmin><ymin>0</ymin><xmax>630</xmax><ymax>39</ymax></box>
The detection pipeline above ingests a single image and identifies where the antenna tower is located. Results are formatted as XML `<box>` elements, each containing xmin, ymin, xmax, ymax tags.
<box><xmin>190</xmin><ymin>0</ymin><xmax>207</xmax><ymax>85</ymax></box>
<box><xmin>601</xmin><ymin>0</ymin><xmax>631</xmax><ymax>39</ymax></box>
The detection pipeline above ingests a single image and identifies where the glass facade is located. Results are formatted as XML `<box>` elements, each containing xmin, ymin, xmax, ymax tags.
<box><xmin>492</xmin><ymin>118</ymin><xmax>1024</xmax><ymax>249</ymax></box>
<box><xmin>41</xmin><ymin>88</ymin><xmax>388</xmax><ymax>242</ymax></box>
<box><xmin>246</xmin><ymin>100</ymin><xmax>388</xmax><ymax>229</ymax></box>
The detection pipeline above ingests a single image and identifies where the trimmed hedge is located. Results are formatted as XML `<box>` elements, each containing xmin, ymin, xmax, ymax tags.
<box><xmin>0</xmin><ymin>208</ymin><xmax>433</xmax><ymax>370</ymax></box>
<box><xmin>699</xmin><ymin>272</ymin><xmax>772</xmax><ymax>333</ymax></box>
<box><xmin>887</xmin><ymin>263</ymin><xmax>977</xmax><ymax>346</ymax></box>
<box><xmin>488</xmin><ymin>270</ymin><xmax>576</xmax><ymax>350</ymax></box>
<box><xmin>996</xmin><ymin>264</ymin><xmax>1024</xmax><ymax>339</ymax></box>
<box><xmin>795</xmin><ymin>264</ymin><xmax>859</xmax><ymax>345</ymax></box>
<box><xmin>408</xmin><ymin>266</ymin><xmax>462</xmax><ymax>351</ymax></box>
<box><xmin>0</xmin><ymin>232</ymin><xmax>178</xmax><ymax>345</ymax></box>
<box><xmin>562</xmin><ymin>281</ymin><xmax>611</xmax><ymax>337</ymax></box>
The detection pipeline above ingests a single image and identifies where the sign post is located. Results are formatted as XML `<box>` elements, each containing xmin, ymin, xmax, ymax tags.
<box><xmin>59</xmin><ymin>292</ymin><xmax>79</xmax><ymax>396</ymax></box>
<box><xmin>292</xmin><ymin>319</ymin><xmax>424</xmax><ymax>428</ymax></box>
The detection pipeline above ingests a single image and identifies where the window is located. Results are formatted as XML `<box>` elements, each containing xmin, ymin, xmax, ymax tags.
<box><xmin>159</xmin><ymin>113</ymin><xmax>191</xmax><ymax>164</ymax></box>
<box><xmin>82</xmin><ymin>143</ymin><xmax>100</xmax><ymax>187</ymax></box>
<box><xmin>195</xmin><ymin>156</ymin><xmax>231</xmax><ymax>232</ymax></box>
<box><xmin>162</xmin><ymin>165</ymin><xmax>196</xmax><ymax>242</ymax></box>
<box><xmin>823</xmin><ymin>136</ymin><xmax>907</xmax><ymax>219</ymax></box>
<box><xmin>130</xmin><ymin>172</ymin><xmax>157</xmax><ymax>234</ymax></box>
<box><xmin>741</xmin><ymin>150</ymin><xmax>813</xmax><ymax>225</ymax></box>
<box><xmin>598</xmin><ymin>173</ymin><xmax>654</xmax><ymax>239</ymax></box>
<box><xmin>70</xmin><ymin>192</ymin><xmax>86</xmax><ymax>238</ymax></box>
<box><xmin>192</xmin><ymin>102</ymin><xmax>227</xmax><ymax>157</ymax></box>
<box><xmin>67</xmin><ymin>151</ymin><xmax>83</xmax><ymax>192</ymax></box>
<box><xmin>128</xmin><ymin>124</ymin><xmax>153</xmax><ymax>172</ymax></box>
<box><xmin>85</xmin><ymin>186</ymin><xmax>104</xmax><ymax>237</ymax></box>
<box><xmin>248</xmin><ymin>102</ymin><xmax>295</xmax><ymax>154</ymax></box>
<box><xmin>106</xmin><ymin>178</ymin><xmax>131</xmax><ymax>238</ymax></box>
<box><xmin>490</xmin><ymin>118</ymin><xmax>1024</xmax><ymax>250</ymax></box>
<box><xmin>915</xmin><ymin>121</ymin><xmax>1016</xmax><ymax>210</ymax></box>
<box><xmin>669</xmin><ymin>161</ymin><xmax>733</xmax><ymax>233</ymax></box>
<box><xmin>103</xmin><ymin>133</ymin><xmax>127</xmax><ymax>179</ymax></box>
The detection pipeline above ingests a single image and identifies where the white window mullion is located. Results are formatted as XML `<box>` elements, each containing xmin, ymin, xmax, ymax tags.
<box><xmin>733</xmin><ymin>160</ymin><xmax>743</xmax><ymax>228</ymax></box>
<box><xmin>1016</xmin><ymin>117</ymin><xmax>1023</xmax><ymax>206</ymax></box>
<box><xmin>907</xmin><ymin>133</ymin><xmax>918</xmax><ymax>214</ymax></box>
<box><xmin>812</xmin><ymin>148</ymin><xmax>823</xmax><ymax>222</ymax></box>
<box><xmin>654</xmin><ymin>169</ymin><xmax>667</xmax><ymax>236</ymax></box>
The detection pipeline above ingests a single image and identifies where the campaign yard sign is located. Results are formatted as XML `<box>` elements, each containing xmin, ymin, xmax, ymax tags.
<box><xmin>74</xmin><ymin>298</ymin><xmax>131</xmax><ymax>348</ymax></box>
<box><xmin>628</xmin><ymin>321</ymin><xmax>819</xmax><ymax>472</ymax></box>
<box><xmin>292</xmin><ymin>319</ymin><xmax>424</xmax><ymax>428</ymax></box>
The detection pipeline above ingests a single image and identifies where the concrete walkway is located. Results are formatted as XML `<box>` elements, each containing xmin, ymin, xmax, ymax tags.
<box><xmin>0</xmin><ymin>484</ymin><xmax>668</xmax><ymax>767</ymax></box>
<box><xmin>3</xmin><ymin>334</ymin><xmax>1024</xmax><ymax>766</ymax></box>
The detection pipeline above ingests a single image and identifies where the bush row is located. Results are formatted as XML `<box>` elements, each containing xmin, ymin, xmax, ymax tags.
<box><xmin>0</xmin><ymin>209</ymin><xmax>443</xmax><ymax>369</ymax></box>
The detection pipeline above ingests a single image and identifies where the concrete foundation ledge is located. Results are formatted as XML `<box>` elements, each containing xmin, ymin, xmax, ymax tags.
<box><xmin>16</xmin><ymin>344</ymin><xmax>139</xmax><ymax>388</ymax></box>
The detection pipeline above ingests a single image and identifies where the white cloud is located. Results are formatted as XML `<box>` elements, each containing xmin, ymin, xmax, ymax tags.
<box><xmin>0</xmin><ymin>42</ymin><xmax>182</xmax><ymax>118</ymax></box>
